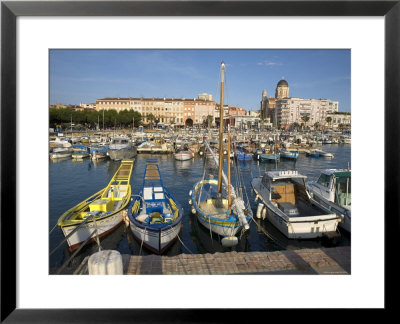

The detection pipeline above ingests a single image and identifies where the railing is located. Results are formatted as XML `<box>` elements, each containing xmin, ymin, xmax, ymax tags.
<box><xmin>50</xmin><ymin>213</ymin><xmax>102</xmax><ymax>274</ymax></box>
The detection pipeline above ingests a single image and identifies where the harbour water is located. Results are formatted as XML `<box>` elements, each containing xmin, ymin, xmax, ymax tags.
<box><xmin>49</xmin><ymin>144</ymin><xmax>351</xmax><ymax>273</ymax></box>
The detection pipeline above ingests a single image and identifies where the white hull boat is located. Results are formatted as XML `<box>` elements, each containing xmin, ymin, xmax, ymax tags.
<box><xmin>252</xmin><ymin>170</ymin><xmax>341</xmax><ymax>239</ymax></box>
<box><xmin>306</xmin><ymin>169</ymin><xmax>351</xmax><ymax>232</ymax></box>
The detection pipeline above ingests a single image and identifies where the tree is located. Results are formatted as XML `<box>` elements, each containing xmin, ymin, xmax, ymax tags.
<box><xmin>291</xmin><ymin>122</ymin><xmax>300</xmax><ymax>130</ymax></box>
<box><xmin>301</xmin><ymin>115</ymin><xmax>310</xmax><ymax>129</ymax></box>
<box><xmin>314</xmin><ymin>122</ymin><xmax>320</xmax><ymax>130</ymax></box>
<box><xmin>147</xmin><ymin>113</ymin><xmax>155</xmax><ymax>128</ymax></box>
<box><xmin>326</xmin><ymin>116</ymin><xmax>332</xmax><ymax>128</ymax></box>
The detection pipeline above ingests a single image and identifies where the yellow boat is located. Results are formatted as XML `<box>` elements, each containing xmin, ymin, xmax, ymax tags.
<box><xmin>57</xmin><ymin>160</ymin><xmax>134</xmax><ymax>251</ymax></box>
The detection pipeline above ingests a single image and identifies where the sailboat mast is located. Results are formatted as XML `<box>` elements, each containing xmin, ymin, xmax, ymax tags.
<box><xmin>217</xmin><ymin>61</ymin><xmax>226</xmax><ymax>193</ymax></box>
<box><xmin>227</xmin><ymin>131</ymin><xmax>231</xmax><ymax>213</ymax></box>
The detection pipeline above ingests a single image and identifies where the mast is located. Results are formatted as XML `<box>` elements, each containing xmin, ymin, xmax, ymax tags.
<box><xmin>227</xmin><ymin>131</ymin><xmax>231</xmax><ymax>214</ymax></box>
<box><xmin>217</xmin><ymin>61</ymin><xmax>225</xmax><ymax>193</ymax></box>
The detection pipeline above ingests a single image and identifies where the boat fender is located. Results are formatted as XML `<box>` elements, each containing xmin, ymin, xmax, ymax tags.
<box><xmin>254</xmin><ymin>194</ymin><xmax>258</xmax><ymax>203</ymax></box>
<box><xmin>221</xmin><ymin>236</ymin><xmax>238</xmax><ymax>247</ymax></box>
<box><xmin>191</xmin><ymin>207</ymin><xmax>197</xmax><ymax>214</ymax></box>
<box><xmin>261</xmin><ymin>206</ymin><xmax>267</xmax><ymax>220</ymax></box>
<box><xmin>88</xmin><ymin>250</ymin><xmax>123</xmax><ymax>275</ymax></box>
<box><xmin>188</xmin><ymin>190</ymin><xmax>192</xmax><ymax>196</ymax></box>
<box><xmin>256</xmin><ymin>203</ymin><xmax>264</xmax><ymax>219</ymax></box>
<box><xmin>188</xmin><ymin>199</ymin><xmax>192</xmax><ymax>205</ymax></box>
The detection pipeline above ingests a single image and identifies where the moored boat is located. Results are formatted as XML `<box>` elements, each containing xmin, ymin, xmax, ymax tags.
<box><xmin>259</xmin><ymin>153</ymin><xmax>280</xmax><ymax>163</ymax></box>
<box><xmin>49</xmin><ymin>147</ymin><xmax>72</xmax><ymax>160</ymax></box>
<box><xmin>127</xmin><ymin>159</ymin><xmax>183</xmax><ymax>254</ymax></box>
<box><xmin>57</xmin><ymin>160</ymin><xmax>134</xmax><ymax>251</ymax></box>
<box><xmin>306</xmin><ymin>169</ymin><xmax>351</xmax><ymax>232</ymax></box>
<box><xmin>174</xmin><ymin>147</ymin><xmax>194</xmax><ymax>161</ymax></box>
<box><xmin>91</xmin><ymin>146</ymin><xmax>109</xmax><ymax>160</ymax></box>
<box><xmin>188</xmin><ymin>62</ymin><xmax>252</xmax><ymax>246</ymax></box>
<box><xmin>315</xmin><ymin>149</ymin><xmax>334</xmax><ymax>158</ymax></box>
<box><xmin>280</xmin><ymin>150</ymin><xmax>299</xmax><ymax>161</ymax></box>
<box><xmin>107</xmin><ymin>135</ymin><xmax>137</xmax><ymax>161</ymax></box>
<box><xmin>251</xmin><ymin>170</ymin><xmax>341</xmax><ymax>239</ymax></box>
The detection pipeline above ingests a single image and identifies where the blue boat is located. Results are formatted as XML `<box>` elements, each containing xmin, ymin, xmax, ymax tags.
<box><xmin>234</xmin><ymin>146</ymin><xmax>252</xmax><ymax>161</ymax></box>
<box><xmin>280</xmin><ymin>150</ymin><xmax>299</xmax><ymax>161</ymax></box>
<box><xmin>259</xmin><ymin>153</ymin><xmax>280</xmax><ymax>163</ymax></box>
<box><xmin>306</xmin><ymin>150</ymin><xmax>320</xmax><ymax>158</ymax></box>
<box><xmin>127</xmin><ymin>159</ymin><xmax>183</xmax><ymax>254</ymax></box>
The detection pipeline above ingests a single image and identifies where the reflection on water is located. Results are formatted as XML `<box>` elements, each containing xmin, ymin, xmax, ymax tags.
<box><xmin>49</xmin><ymin>144</ymin><xmax>351</xmax><ymax>271</ymax></box>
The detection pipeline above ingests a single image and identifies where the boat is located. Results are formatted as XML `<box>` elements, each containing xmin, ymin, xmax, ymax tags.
<box><xmin>107</xmin><ymin>135</ymin><xmax>137</xmax><ymax>161</ymax></box>
<box><xmin>71</xmin><ymin>146</ymin><xmax>90</xmax><ymax>159</ymax></box>
<box><xmin>306</xmin><ymin>150</ymin><xmax>319</xmax><ymax>158</ymax></box>
<box><xmin>57</xmin><ymin>160</ymin><xmax>134</xmax><ymax>251</ymax></box>
<box><xmin>127</xmin><ymin>159</ymin><xmax>183</xmax><ymax>254</ymax></box>
<box><xmin>91</xmin><ymin>145</ymin><xmax>109</xmax><ymax>160</ymax></box>
<box><xmin>188</xmin><ymin>62</ymin><xmax>252</xmax><ymax>246</ymax></box>
<box><xmin>306</xmin><ymin>169</ymin><xmax>351</xmax><ymax>232</ymax></box>
<box><xmin>235</xmin><ymin>147</ymin><xmax>252</xmax><ymax>161</ymax></box>
<box><xmin>315</xmin><ymin>149</ymin><xmax>334</xmax><ymax>158</ymax></box>
<box><xmin>259</xmin><ymin>153</ymin><xmax>280</xmax><ymax>163</ymax></box>
<box><xmin>280</xmin><ymin>150</ymin><xmax>299</xmax><ymax>161</ymax></box>
<box><xmin>174</xmin><ymin>147</ymin><xmax>194</xmax><ymax>161</ymax></box>
<box><xmin>49</xmin><ymin>147</ymin><xmax>72</xmax><ymax>160</ymax></box>
<box><xmin>80</xmin><ymin>135</ymin><xmax>90</xmax><ymax>144</ymax></box>
<box><xmin>251</xmin><ymin>170</ymin><xmax>341</xmax><ymax>239</ymax></box>
<box><xmin>49</xmin><ymin>137</ymin><xmax>71</xmax><ymax>149</ymax></box>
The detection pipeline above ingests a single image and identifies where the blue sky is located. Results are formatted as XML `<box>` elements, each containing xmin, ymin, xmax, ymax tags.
<box><xmin>50</xmin><ymin>49</ymin><xmax>350</xmax><ymax>112</ymax></box>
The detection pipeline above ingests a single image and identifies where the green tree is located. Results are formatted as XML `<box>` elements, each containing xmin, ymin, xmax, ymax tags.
<box><xmin>301</xmin><ymin>115</ymin><xmax>310</xmax><ymax>129</ymax></box>
<box><xmin>326</xmin><ymin>116</ymin><xmax>332</xmax><ymax>128</ymax></box>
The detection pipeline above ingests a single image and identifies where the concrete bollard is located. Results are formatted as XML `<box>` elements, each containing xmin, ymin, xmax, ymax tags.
<box><xmin>88</xmin><ymin>250</ymin><xmax>123</xmax><ymax>275</ymax></box>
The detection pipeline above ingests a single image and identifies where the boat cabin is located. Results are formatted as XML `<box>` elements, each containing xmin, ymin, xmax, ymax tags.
<box><xmin>315</xmin><ymin>170</ymin><xmax>351</xmax><ymax>207</ymax></box>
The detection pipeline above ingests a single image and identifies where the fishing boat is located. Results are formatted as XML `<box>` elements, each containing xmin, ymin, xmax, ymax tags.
<box><xmin>49</xmin><ymin>147</ymin><xmax>72</xmax><ymax>160</ymax></box>
<box><xmin>57</xmin><ymin>160</ymin><xmax>134</xmax><ymax>251</ymax></box>
<box><xmin>107</xmin><ymin>135</ymin><xmax>137</xmax><ymax>161</ymax></box>
<box><xmin>306</xmin><ymin>169</ymin><xmax>351</xmax><ymax>232</ymax></box>
<box><xmin>127</xmin><ymin>160</ymin><xmax>183</xmax><ymax>254</ymax></box>
<box><xmin>174</xmin><ymin>147</ymin><xmax>194</xmax><ymax>161</ymax></box>
<box><xmin>80</xmin><ymin>135</ymin><xmax>90</xmax><ymax>144</ymax></box>
<box><xmin>280</xmin><ymin>150</ymin><xmax>299</xmax><ymax>161</ymax></box>
<box><xmin>251</xmin><ymin>170</ymin><xmax>341</xmax><ymax>239</ymax></box>
<box><xmin>188</xmin><ymin>62</ymin><xmax>252</xmax><ymax>247</ymax></box>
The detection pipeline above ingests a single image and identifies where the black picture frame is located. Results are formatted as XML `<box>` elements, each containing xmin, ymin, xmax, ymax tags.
<box><xmin>1</xmin><ymin>0</ymin><xmax>398</xmax><ymax>322</ymax></box>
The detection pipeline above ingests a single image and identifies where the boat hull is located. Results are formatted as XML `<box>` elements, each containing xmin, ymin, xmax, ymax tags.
<box><xmin>129</xmin><ymin>222</ymin><xmax>182</xmax><ymax>254</ymax></box>
<box><xmin>61</xmin><ymin>212</ymin><xmax>124</xmax><ymax>251</ymax></box>
<box><xmin>251</xmin><ymin>177</ymin><xmax>340</xmax><ymax>239</ymax></box>
<box><xmin>108</xmin><ymin>147</ymin><xmax>137</xmax><ymax>161</ymax></box>
<box><xmin>174</xmin><ymin>152</ymin><xmax>193</xmax><ymax>161</ymax></box>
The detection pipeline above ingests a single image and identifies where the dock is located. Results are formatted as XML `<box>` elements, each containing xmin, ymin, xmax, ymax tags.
<box><xmin>74</xmin><ymin>246</ymin><xmax>350</xmax><ymax>275</ymax></box>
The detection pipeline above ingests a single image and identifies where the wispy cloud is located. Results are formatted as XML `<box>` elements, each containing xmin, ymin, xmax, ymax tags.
<box><xmin>257</xmin><ymin>60</ymin><xmax>283</xmax><ymax>67</ymax></box>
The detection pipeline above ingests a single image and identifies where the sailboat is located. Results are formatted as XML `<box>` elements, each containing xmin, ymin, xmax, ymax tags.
<box><xmin>188</xmin><ymin>62</ymin><xmax>252</xmax><ymax>246</ymax></box>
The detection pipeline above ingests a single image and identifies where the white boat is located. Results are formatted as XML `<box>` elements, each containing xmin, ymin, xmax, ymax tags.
<box><xmin>306</xmin><ymin>169</ymin><xmax>351</xmax><ymax>232</ymax></box>
<box><xmin>315</xmin><ymin>149</ymin><xmax>334</xmax><ymax>158</ymax></box>
<box><xmin>174</xmin><ymin>148</ymin><xmax>194</xmax><ymax>161</ymax></box>
<box><xmin>251</xmin><ymin>170</ymin><xmax>341</xmax><ymax>239</ymax></box>
<box><xmin>49</xmin><ymin>147</ymin><xmax>72</xmax><ymax>159</ymax></box>
<box><xmin>49</xmin><ymin>137</ymin><xmax>71</xmax><ymax>149</ymax></box>
<box><xmin>107</xmin><ymin>135</ymin><xmax>137</xmax><ymax>161</ymax></box>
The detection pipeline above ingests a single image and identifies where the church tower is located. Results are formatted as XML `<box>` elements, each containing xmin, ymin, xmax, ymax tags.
<box><xmin>275</xmin><ymin>77</ymin><xmax>289</xmax><ymax>99</ymax></box>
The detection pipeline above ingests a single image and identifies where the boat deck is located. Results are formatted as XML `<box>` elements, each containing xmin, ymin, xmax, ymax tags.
<box><xmin>198</xmin><ymin>199</ymin><xmax>229</xmax><ymax>219</ymax></box>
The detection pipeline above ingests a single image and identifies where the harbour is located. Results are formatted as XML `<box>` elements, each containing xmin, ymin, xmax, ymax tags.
<box><xmin>49</xmin><ymin>130</ymin><xmax>351</xmax><ymax>274</ymax></box>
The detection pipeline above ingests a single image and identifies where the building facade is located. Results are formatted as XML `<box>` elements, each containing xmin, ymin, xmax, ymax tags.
<box><xmin>96</xmin><ymin>97</ymin><xmax>216</xmax><ymax>127</ymax></box>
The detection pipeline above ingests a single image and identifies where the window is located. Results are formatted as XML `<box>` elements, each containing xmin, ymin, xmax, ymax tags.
<box><xmin>317</xmin><ymin>174</ymin><xmax>330</xmax><ymax>187</ymax></box>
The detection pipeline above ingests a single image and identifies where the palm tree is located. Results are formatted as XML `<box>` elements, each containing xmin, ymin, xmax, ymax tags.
<box><xmin>326</xmin><ymin>116</ymin><xmax>332</xmax><ymax>128</ymax></box>
<box><xmin>301</xmin><ymin>115</ymin><xmax>310</xmax><ymax>129</ymax></box>
<box><xmin>147</xmin><ymin>113</ymin><xmax>155</xmax><ymax>129</ymax></box>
